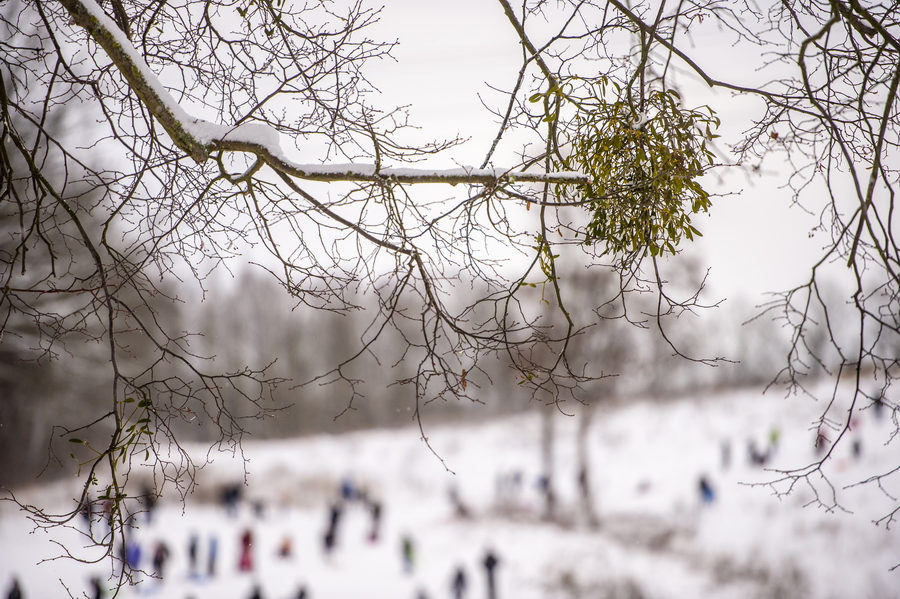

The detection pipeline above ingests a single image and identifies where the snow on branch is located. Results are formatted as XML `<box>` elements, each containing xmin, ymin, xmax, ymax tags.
<box><xmin>58</xmin><ymin>0</ymin><xmax>589</xmax><ymax>187</ymax></box>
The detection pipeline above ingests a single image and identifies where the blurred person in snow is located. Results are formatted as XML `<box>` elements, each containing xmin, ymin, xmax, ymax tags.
<box><xmin>5</xmin><ymin>577</ymin><xmax>22</xmax><ymax>599</ymax></box>
<box><xmin>188</xmin><ymin>533</ymin><xmax>199</xmax><ymax>576</ymax></box>
<box><xmin>323</xmin><ymin>502</ymin><xmax>343</xmax><ymax>556</ymax></box>
<box><xmin>124</xmin><ymin>538</ymin><xmax>141</xmax><ymax>575</ymax></box>
<box><xmin>815</xmin><ymin>425</ymin><xmax>830</xmax><ymax>455</ymax></box>
<box><xmin>239</xmin><ymin>529</ymin><xmax>254</xmax><ymax>572</ymax></box>
<box><xmin>278</xmin><ymin>535</ymin><xmax>293</xmax><ymax>558</ymax></box>
<box><xmin>152</xmin><ymin>541</ymin><xmax>170</xmax><ymax>579</ymax></box>
<box><xmin>89</xmin><ymin>576</ymin><xmax>104</xmax><ymax>599</ymax></box>
<box><xmin>140</xmin><ymin>484</ymin><xmax>157</xmax><ymax>525</ymax></box>
<box><xmin>208</xmin><ymin>534</ymin><xmax>219</xmax><ymax>576</ymax></box>
<box><xmin>746</xmin><ymin>439</ymin><xmax>768</xmax><ymax>466</ymax></box>
<box><xmin>221</xmin><ymin>483</ymin><xmax>243</xmax><ymax>518</ymax></box>
<box><xmin>367</xmin><ymin>499</ymin><xmax>382</xmax><ymax>542</ymax></box>
<box><xmin>340</xmin><ymin>477</ymin><xmax>357</xmax><ymax>502</ymax></box>
<box><xmin>483</xmin><ymin>550</ymin><xmax>500</xmax><ymax>599</ymax></box>
<box><xmin>698</xmin><ymin>476</ymin><xmax>715</xmax><ymax>504</ymax></box>
<box><xmin>401</xmin><ymin>536</ymin><xmax>415</xmax><ymax>573</ymax></box>
<box><xmin>452</xmin><ymin>567</ymin><xmax>467</xmax><ymax>599</ymax></box>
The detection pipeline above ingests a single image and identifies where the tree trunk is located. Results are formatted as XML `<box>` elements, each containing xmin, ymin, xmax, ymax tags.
<box><xmin>576</xmin><ymin>403</ymin><xmax>600</xmax><ymax>528</ymax></box>
<box><xmin>540</xmin><ymin>405</ymin><xmax>556</xmax><ymax>521</ymax></box>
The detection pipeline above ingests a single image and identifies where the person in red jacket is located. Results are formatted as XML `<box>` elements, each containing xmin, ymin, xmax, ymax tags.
<box><xmin>239</xmin><ymin>529</ymin><xmax>254</xmax><ymax>572</ymax></box>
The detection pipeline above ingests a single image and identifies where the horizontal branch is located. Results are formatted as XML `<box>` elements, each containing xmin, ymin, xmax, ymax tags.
<box><xmin>214</xmin><ymin>139</ymin><xmax>588</xmax><ymax>185</ymax></box>
<box><xmin>59</xmin><ymin>0</ymin><xmax>590</xmax><ymax>187</ymax></box>
<box><xmin>276</xmin><ymin>161</ymin><xmax>590</xmax><ymax>186</ymax></box>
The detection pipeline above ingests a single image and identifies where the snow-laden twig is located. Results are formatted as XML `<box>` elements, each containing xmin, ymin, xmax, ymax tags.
<box><xmin>59</xmin><ymin>0</ymin><xmax>588</xmax><ymax>186</ymax></box>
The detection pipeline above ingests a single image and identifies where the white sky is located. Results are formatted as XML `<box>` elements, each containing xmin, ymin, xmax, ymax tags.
<box><xmin>363</xmin><ymin>1</ymin><xmax>830</xmax><ymax>305</ymax></box>
<box><xmin>79</xmin><ymin>0</ymin><xmax>833</xmax><ymax>308</ymax></box>
<box><xmin>80</xmin><ymin>0</ymin><xmax>834</xmax><ymax>307</ymax></box>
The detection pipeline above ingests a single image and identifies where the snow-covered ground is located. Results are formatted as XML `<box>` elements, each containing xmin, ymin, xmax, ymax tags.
<box><xmin>2</xmin><ymin>385</ymin><xmax>899</xmax><ymax>599</ymax></box>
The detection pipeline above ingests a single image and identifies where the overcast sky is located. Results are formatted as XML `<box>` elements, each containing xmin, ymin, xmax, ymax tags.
<box><xmin>358</xmin><ymin>0</ymin><xmax>830</xmax><ymax>306</ymax></box>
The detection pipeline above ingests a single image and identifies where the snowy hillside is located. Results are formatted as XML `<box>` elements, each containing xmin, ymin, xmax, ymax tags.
<box><xmin>2</xmin><ymin>385</ymin><xmax>898</xmax><ymax>599</ymax></box>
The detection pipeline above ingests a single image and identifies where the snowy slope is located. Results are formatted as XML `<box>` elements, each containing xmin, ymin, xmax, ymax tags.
<box><xmin>1</xmin><ymin>386</ymin><xmax>898</xmax><ymax>599</ymax></box>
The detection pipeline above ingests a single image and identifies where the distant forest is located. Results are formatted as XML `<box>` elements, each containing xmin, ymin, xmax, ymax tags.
<box><xmin>2</xmin><ymin>262</ymin><xmax>788</xmax><ymax>489</ymax></box>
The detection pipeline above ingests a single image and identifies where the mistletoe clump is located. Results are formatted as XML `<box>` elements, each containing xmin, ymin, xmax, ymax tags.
<box><xmin>564</xmin><ymin>85</ymin><xmax>720</xmax><ymax>258</ymax></box>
